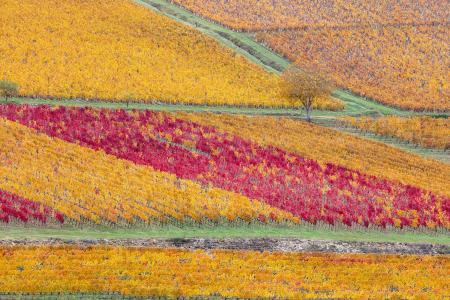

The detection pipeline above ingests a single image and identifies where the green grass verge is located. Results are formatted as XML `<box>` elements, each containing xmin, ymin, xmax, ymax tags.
<box><xmin>135</xmin><ymin>0</ymin><xmax>289</xmax><ymax>74</ymax></box>
<box><xmin>3</xmin><ymin>96</ymin><xmax>447</xmax><ymax>118</ymax></box>
<box><xmin>0</xmin><ymin>96</ymin><xmax>377</xmax><ymax>118</ymax></box>
<box><xmin>1</xmin><ymin>223</ymin><xmax>449</xmax><ymax>245</ymax></box>
<box><xmin>0</xmin><ymin>97</ymin><xmax>318</xmax><ymax>116</ymax></box>
<box><xmin>2</xmin><ymin>97</ymin><xmax>448</xmax><ymax>163</ymax></box>
<box><xmin>135</xmin><ymin>0</ymin><xmax>449</xmax><ymax>117</ymax></box>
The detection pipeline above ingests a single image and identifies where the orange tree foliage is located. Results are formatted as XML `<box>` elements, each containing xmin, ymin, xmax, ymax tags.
<box><xmin>0</xmin><ymin>118</ymin><xmax>298</xmax><ymax>225</ymax></box>
<box><xmin>0</xmin><ymin>0</ymin><xmax>342</xmax><ymax>110</ymax></box>
<box><xmin>341</xmin><ymin>116</ymin><xmax>450</xmax><ymax>150</ymax></box>
<box><xmin>174</xmin><ymin>112</ymin><xmax>450</xmax><ymax>197</ymax></box>
<box><xmin>1</xmin><ymin>246</ymin><xmax>448</xmax><ymax>298</ymax></box>
<box><xmin>173</xmin><ymin>0</ymin><xmax>449</xmax><ymax>111</ymax></box>
<box><xmin>256</xmin><ymin>26</ymin><xmax>449</xmax><ymax>111</ymax></box>
<box><xmin>173</xmin><ymin>0</ymin><xmax>449</xmax><ymax>31</ymax></box>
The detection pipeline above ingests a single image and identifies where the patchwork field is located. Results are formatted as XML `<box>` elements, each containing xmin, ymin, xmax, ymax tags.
<box><xmin>1</xmin><ymin>105</ymin><xmax>448</xmax><ymax>230</ymax></box>
<box><xmin>175</xmin><ymin>112</ymin><xmax>450</xmax><ymax>197</ymax></box>
<box><xmin>0</xmin><ymin>117</ymin><xmax>296</xmax><ymax>225</ymax></box>
<box><xmin>1</xmin><ymin>0</ymin><xmax>449</xmax><ymax>298</ymax></box>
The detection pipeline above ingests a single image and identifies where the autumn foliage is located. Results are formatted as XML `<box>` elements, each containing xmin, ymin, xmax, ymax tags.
<box><xmin>173</xmin><ymin>0</ymin><xmax>449</xmax><ymax>31</ymax></box>
<box><xmin>0</xmin><ymin>189</ymin><xmax>64</xmax><ymax>224</ymax></box>
<box><xmin>257</xmin><ymin>26</ymin><xmax>449</xmax><ymax>111</ymax></box>
<box><xmin>281</xmin><ymin>65</ymin><xmax>334</xmax><ymax>121</ymax></box>
<box><xmin>0</xmin><ymin>116</ymin><xmax>296</xmax><ymax>225</ymax></box>
<box><xmin>0</xmin><ymin>246</ymin><xmax>449</xmax><ymax>298</ymax></box>
<box><xmin>0</xmin><ymin>0</ymin><xmax>342</xmax><ymax>109</ymax></box>
<box><xmin>174</xmin><ymin>0</ymin><xmax>450</xmax><ymax>111</ymax></box>
<box><xmin>1</xmin><ymin>105</ymin><xmax>448</xmax><ymax>229</ymax></box>
<box><xmin>341</xmin><ymin>116</ymin><xmax>450</xmax><ymax>150</ymax></box>
<box><xmin>176</xmin><ymin>112</ymin><xmax>450</xmax><ymax>198</ymax></box>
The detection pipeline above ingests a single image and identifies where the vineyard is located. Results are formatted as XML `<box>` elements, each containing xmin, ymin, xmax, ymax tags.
<box><xmin>173</xmin><ymin>0</ymin><xmax>450</xmax><ymax>111</ymax></box>
<box><xmin>1</xmin><ymin>0</ymin><xmax>449</xmax><ymax>298</ymax></box>
<box><xmin>0</xmin><ymin>105</ymin><xmax>448</xmax><ymax>229</ymax></box>
<box><xmin>175</xmin><ymin>112</ymin><xmax>450</xmax><ymax>197</ymax></box>
<box><xmin>0</xmin><ymin>118</ymin><xmax>296</xmax><ymax>225</ymax></box>
<box><xmin>172</xmin><ymin>0</ymin><xmax>449</xmax><ymax>31</ymax></box>
<box><xmin>256</xmin><ymin>26</ymin><xmax>449</xmax><ymax>111</ymax></box>
<box><xmin>341</xmin><ymin>116</ymin><xmax>450</xmax><ymax>150</ymax></box>
<box><xmin>0</xmin><ymin>0</ymin><xmax>340</xmax><ymax>109</ymax></box>
<box><xmin>0</xmin><ymin>246</ymin><xmax>448</xmax><ymax>298</ymax></box>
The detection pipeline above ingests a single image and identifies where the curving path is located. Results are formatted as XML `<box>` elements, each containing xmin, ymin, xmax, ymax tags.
<box><xmin>129</xmin><ymin>0</ymin><xmax>449</xmax><ymax>163</ymax></box>
<box><xmin>0</xmin><ymin>0</ymin><xmax>448</xmax><ymax>163</ymax></box>
<box><xmin>135</xmin><ymin>0</ymin><xmax>449</xmax><ymax>117</ymax></box>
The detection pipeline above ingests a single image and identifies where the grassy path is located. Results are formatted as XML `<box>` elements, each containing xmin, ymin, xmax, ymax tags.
<box><xmin>135</xmin><ymin>0</ymin><xmax>288</xmax><ymax>74</ymax></box>
<box><xmin>135</xmin><ymin>0</ymin><xmax>449</xmax><ymax>117</ymax></box>
<box><xmin>0</xmin><ymin>97</ymin><xmax>326</xmax><ymax>117</ymax></box>
<box><xmin>2</xmin><ymin>97</ymin><xmax>448</xmax><ymax>163</ymax></box>
<box><xmin>2</xmin><ymin>95</ymin><xmax>448</xmax><ymax>118</ymax></box>
<box><xmin>1</xmin><ymin>224</ymin><xmax>449</xmax><ymax>245</ymax></box>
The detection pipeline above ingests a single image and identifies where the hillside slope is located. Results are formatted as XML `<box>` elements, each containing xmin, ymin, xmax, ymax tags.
<box><xmin>0</xmin><ymin>0</ymin><xmax>339</xmax><ymax>109</ymax></box>
<box><xmin>173</xmin><ymin>0</ymin><xmax>450</xmax><ymax>111</ymax></box>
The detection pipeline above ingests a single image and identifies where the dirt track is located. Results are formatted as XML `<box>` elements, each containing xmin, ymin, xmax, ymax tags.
<box><xmin>1</xmin><ymin>238</ymin><xmax>448</xmax><ymax>255</ymax></box>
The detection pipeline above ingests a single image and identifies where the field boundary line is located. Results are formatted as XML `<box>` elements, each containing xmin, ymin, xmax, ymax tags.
<box><xmin>2</xmin><ymin>224</ymin><xmax>449</xmax><ymax>245</ymax></box>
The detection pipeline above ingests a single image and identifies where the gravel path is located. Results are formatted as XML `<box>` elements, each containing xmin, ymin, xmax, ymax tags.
<box><xmin>1</xmin><ymin>238</ymin><xmax>448</xmax><ymax>255</ymax></box>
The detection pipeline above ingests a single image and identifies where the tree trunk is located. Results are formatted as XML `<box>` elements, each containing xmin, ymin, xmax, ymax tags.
<box><xmin>304</xmin><ymin>98</ymin><xmax>313</xmax><ymax>123</ymax></box>
<box><xmin>305</xmin><ymin>106</ymin><xmax>312</xmax><ymax>122</ymax></box>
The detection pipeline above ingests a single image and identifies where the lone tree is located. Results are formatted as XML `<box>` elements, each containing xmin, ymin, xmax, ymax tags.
<box><xmin>0</xmin><ymin>80</ymin><xmax>19</xmax><ymax>102</ymax></box>
<box><xmin>281</xmin><ymin>65</ymin><xmax>334</xmax><ymax>122</ymax></box>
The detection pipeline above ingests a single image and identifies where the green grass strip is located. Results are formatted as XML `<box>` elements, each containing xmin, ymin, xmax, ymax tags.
<box><xmin>2</xmin><ymin>96</ymin><xmax>447</xmax><ymax>118</ymax></box>
<box><xmin>2</xmin><ymin>97</ymin><xmax>448</xmax><ymax>163</ymax></box>
<box><xmin>135</xmin><ymin>0</ymin><xmax>449</xmax><ymax>117</ymax></box>
<box><xmin>0</xmin><ymin>97</ymin><xmax>319</xmax><ymax>116</ymax></box>
<box><xmin>1</xmin><ymin>223</ymin><xmax>449</xmax><ymax>245</ymax></box>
